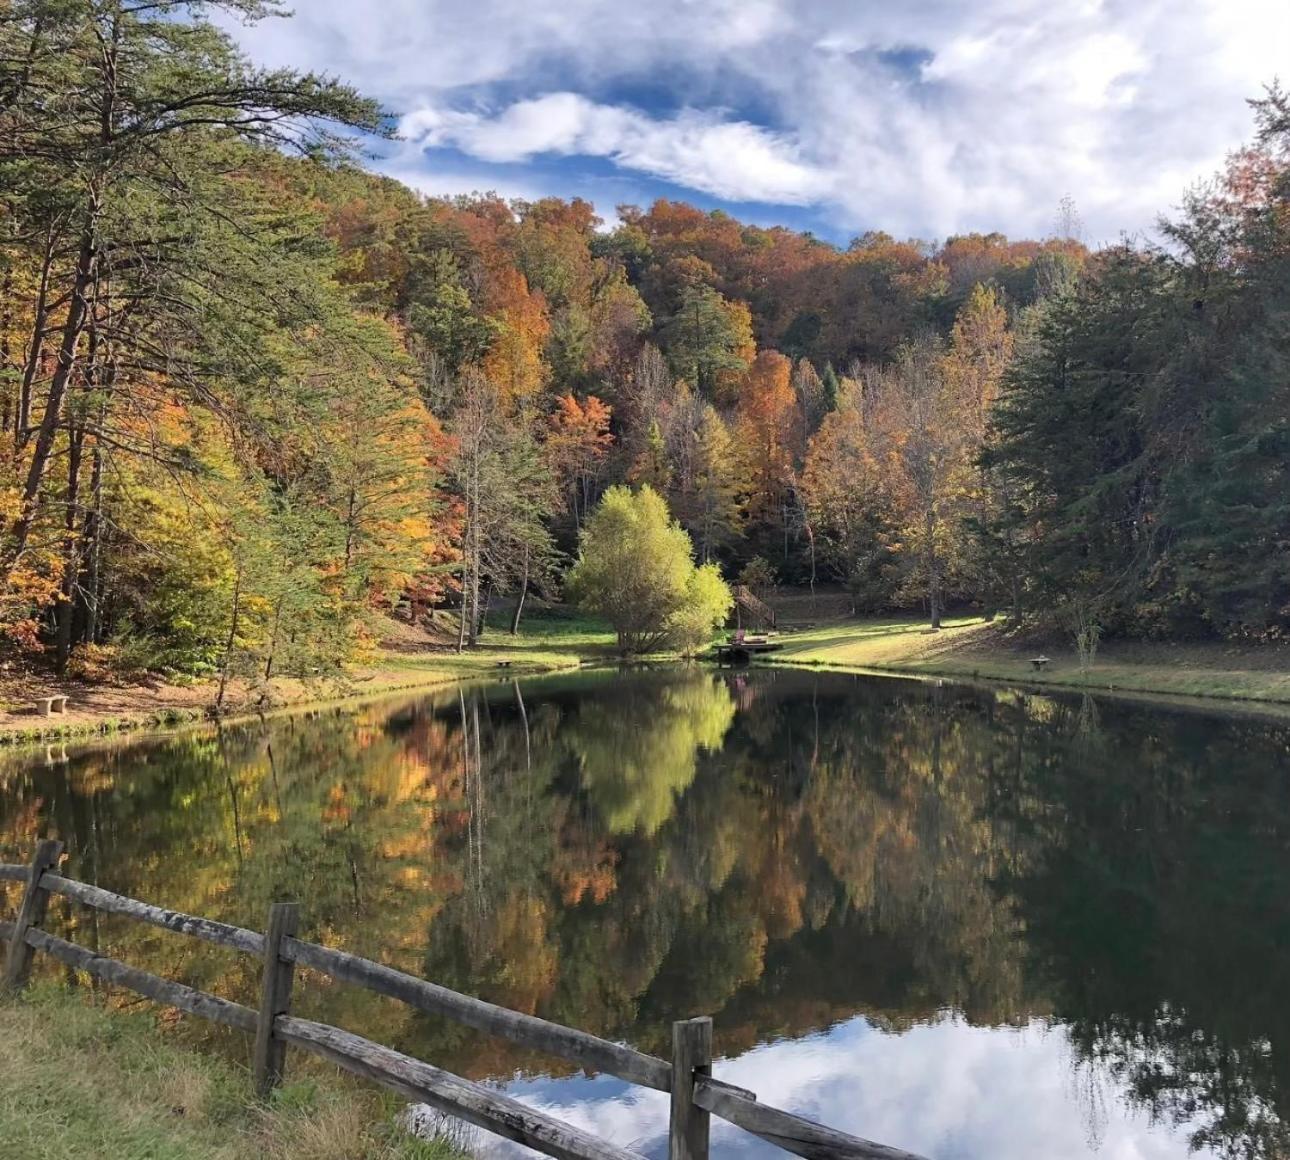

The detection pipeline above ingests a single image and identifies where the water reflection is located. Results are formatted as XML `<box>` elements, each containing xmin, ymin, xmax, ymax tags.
<box><xmin>505</xmin><ymin>1016</ymin><xmax>1214</xmax><ymax>1160</ymax></box>
<box><xmin>2</xmin><ymin>668</ymin><xmax>1289</xmax><ymax>1158</ymax></box>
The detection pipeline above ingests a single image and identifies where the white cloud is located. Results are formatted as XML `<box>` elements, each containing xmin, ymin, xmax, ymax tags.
<box><xmin>400</xmin><ymin>95</ymin><xmax>831</xmax><ymax>205</ymax></box>
<box><xmin>220</xmin><ymin>0</ymin><xmax>1290</xmax><ymax>241</ymax></box>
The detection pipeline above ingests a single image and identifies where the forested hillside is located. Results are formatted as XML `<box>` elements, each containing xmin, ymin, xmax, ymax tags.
<box><xmin>1</xmin><ymin>1</ymin><xmax>1287</xmax><ymax>682</ymax></box>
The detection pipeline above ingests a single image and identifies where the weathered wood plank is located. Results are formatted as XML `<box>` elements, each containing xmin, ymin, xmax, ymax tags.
<box><xmin>278</xmin><ymin>1016</ymin><xmax>647</xmax><ymax>1160</ymax></box>
<box><xmin>43</xmin><ymin>874</ymin><xmax>265</xmax><ymax>958</ymax></box>
<box><xmin>670</xmin><ymin>1017</ymin><xmax>712</xmax><ymax>1160</ymax></box>
<box><xmin>697</xmin><ymin>1076</ymin><xmax>757</xmax><ymax>1102</ymax></box>
<box><xmin>0</xmin><ymin>864</ymin><xmax>28</xmax><ymax>883</ymax></box>
<box><xmin>253</xmin><ymin>902</ymin><xmax>298</xmax><ymax>1098</ymax></box>
<box><xmin>23</xmin><ymin>928</ymin><xmax>258</xmax><ymax>1033</ymax></box>
<box><xmin>2</xmin><ymin>839</ymin><xmax>62</xmax><ymax>992</ymax></box>
<box><xmin>284</xmin><ymin>936</ymin><xmax>670</xmax><ymax>1090</ymax></box>
<box><xmin>692</xmin><ymin>1081</ymin><xmax>929</xmax><ymax>1160</ymax></box>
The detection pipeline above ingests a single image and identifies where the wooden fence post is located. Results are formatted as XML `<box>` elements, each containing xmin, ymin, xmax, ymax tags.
<box><xmin>669</xmin><ymin>1016</ymin><xmax>712</xmax><ymax>1160</ymax></box>
<box><xmin>2</xmin><ymin>839</ymin><xmax>63</xmax><ymax>994</ymax></box>
<box><xmin>253</xmin><ymin>901</ymin><xmax>299</xmax><ymax>1098</ymax></box>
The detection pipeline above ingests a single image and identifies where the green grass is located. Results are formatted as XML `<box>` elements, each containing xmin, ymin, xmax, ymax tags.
<box><xmin>0</xmin><ymin>985</ymin><xmax>469</xmax><ymax>1160</ymax></box>
<box><xmin>766</xmin><ymin>615</ymin><xmax>1290</xmax><ymax>707</ymax></box>
<box><xmin>382</xmin><ymin>608</ymin><xmax>619</xmax><ymax>678</ymax></box>
<box><xmin>771</xmin><ymin>615</ymin><xmax>987</xmax><ymax>668</ymax></box>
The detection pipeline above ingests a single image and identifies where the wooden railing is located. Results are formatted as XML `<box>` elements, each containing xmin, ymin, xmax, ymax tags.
<box><xmin>0</xmin><ymin>841</ymin><xmax>928</xmax><ymax>1160</ymax></box>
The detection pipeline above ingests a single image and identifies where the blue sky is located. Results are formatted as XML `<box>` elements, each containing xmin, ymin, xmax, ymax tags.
<box><xmin>220</xmin><ymin>0</ymin><xmax>1289</xmax><ymax>245</ymax></box>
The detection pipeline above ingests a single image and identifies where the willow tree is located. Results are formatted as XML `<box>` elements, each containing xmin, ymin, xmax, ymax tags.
<box><xmin>567</xmin><ymin>485</ymin><xmax>732</xmax><ymax>655</ymax></box>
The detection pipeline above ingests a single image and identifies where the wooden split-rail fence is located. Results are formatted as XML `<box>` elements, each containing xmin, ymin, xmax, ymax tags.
<box><xmin>0</xmin><ymin>841</ymin><xmax>928</xmax><ymax>1160</ymax></box>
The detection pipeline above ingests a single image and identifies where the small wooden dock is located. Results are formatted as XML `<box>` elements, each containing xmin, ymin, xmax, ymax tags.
<box><xmin>713</xmin><ymin>637</ymin><xmax>783</xmax><ymax>664</ymax></box>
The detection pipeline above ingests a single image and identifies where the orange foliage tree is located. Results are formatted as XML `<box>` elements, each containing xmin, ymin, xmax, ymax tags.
<box><xmin>547</xmin><ymin>394</ymin><xmax>614</xmax><ymax>530</ymax></box>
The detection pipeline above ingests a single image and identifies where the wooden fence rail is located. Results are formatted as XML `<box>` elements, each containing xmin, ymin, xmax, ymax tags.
<box><xmin>0</xmin><ymin>845</ymin><xmax>928</xmax><ymax>1160</ymax></box>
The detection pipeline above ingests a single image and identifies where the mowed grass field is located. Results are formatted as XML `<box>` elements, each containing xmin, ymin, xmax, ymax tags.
<box><xmin>769</xmin><ymin>615</ymin><xmax>1290</xmax><ymax>707</ymax></box>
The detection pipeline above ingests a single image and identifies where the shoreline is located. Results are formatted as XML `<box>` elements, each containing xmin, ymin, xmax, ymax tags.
<box><xmin>3</xmin><ymin>613</ymin><xmax>1289</xmax><ymax>748</ymax></box>
<box><xmin>0</xmin><ymin>654</ymin><xmax>585</xmax><ymax>747</ymax></box>
<box><xmin>757</xmin><ymin>616</ymin><xmax>1290</xmax><ymax>712</ymax></box>
<box><xmin>762</xmin><ymin>656</ymin><xmax>1290</xmax><ymax>722</ymax></box>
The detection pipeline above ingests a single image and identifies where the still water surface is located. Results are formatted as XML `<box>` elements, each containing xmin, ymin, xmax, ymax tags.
<box><xmin>2</xmin><ymin>667</ymin><xmax>1289</xmax><ymax>1159</ymax></box>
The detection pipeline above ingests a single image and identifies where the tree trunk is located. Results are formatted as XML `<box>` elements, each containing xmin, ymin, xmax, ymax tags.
<box><xmin>466</xmin><ymin>452</ymin><xmax>482</xmax><ymax>648</ymax></box>
<box><xmin>1</xmin><ymin>264</ymin><xmax>11</xmax><ymax>434</ymax></box>
<box><xmin>83</xmin><ymin>443</ymin><xmax>105</xmax><ymax>644</ymax></box>
<box><xmin>510</xmin><ymin>549</ymin><xmax>529</xmax><ymax>635</ymax></box>
<box><xmin>926</xmin><ymin>508</ymin><xmax>942</xmax><ymax>630</ymax></box>
<box><xmin>16</xmin><ymin>228</ymin><xmax>57</xmax><ymax>451</ymax></box>
<box><xmin>54</xmin><ymin>425</ymin><xmax>85</xmax><ymax>672</ymax></box>
<box><xmin>216</xmin><ymin>563</ymin><xmax>244</xmax><ymax>713</ymax></box>
<box><xmin>466</xmin><ymin>566</ymin><xmax>482</xmax><ymax>647</ymax></box>
<box><xmin>264</xmin><ymin>596</ymin><xmax>285</xmax><ymax>679</ymax></box>
<box><xmin>457</xmin><ymin>455</ymin><xmax>475</xmax><ymax>653</ymax></box>
<box><xmin>7</xmin><ymin>0</ymin><xmax>115</xmax><ymax>581</ymax></box>
<box><xmin>2</xmin><ymin>16</ymin><xmax>52</xmax><ymax>438</ymax></box>
<box><xmin>343</xmin><ymin>484</ymin><xmax>357</xmax><ymax>572</ymax></box>
<box><xmin>456</xmin><ymin>532</ymin><xmax>471</xmax><ymax>654</ymax></box>
<box><xmin>3</xmin><ymin>224</ymin><xmax>98</xmax><ymax>581</ymax></box>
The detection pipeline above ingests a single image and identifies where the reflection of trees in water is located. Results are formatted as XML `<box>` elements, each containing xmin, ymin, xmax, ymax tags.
<box><xmin>5</xmin><ymin>675</ymin><xmax>1290</xmax><ymax>1156</ymax></box>
<box><xmin>996</xmin><ymin>696</ymin><xmax>1290</xmax><ymax>1158</ymax></box>
<box><xmin>562</xmin><ymin>672</ymin><xmax>736</xmax><ymax>834</ymax></box>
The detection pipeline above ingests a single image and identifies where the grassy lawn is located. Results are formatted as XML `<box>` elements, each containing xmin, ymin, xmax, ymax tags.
<box><xmin>380</xmin><ymin>608</ymin><xmax>618</xmax><ymax>680</ymax></box>
<box><xmin>0</xmin><ymin>985</ymin><xmax>465</xmax><ymax>1160</ymax></box>
<box><xmin>769</xmin><ymin>616</ymin><xmax>1290</xmax><ymax>707</ymax></box>
<box><xmin>772</xmin><ymin>615</ymin><xmax>990</xmax><ymax>668</ymax></box>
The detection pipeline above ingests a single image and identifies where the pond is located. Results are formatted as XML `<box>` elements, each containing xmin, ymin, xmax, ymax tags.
<box><xmin>3</xmin><ymin>666</ymin><xmax>1290</xmax><ymax>1159</ymax></box>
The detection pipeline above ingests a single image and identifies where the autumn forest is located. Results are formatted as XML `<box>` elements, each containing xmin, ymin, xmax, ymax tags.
<box><xmin>2</xmin><ymin>0</ymin><xmax>1289</xmax><ymax>688</ymax></box>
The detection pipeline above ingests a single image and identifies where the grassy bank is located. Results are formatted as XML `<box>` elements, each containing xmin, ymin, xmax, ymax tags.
<box><xmin>6</xmin><ymin>605</ymin><xmax>1288</xmax><ymax>745</ymax></box>
<box><xmin>768</xmin><ymin>616</ymin><xmax>1290</xmax><ymax>706</ymax></box>
<box><xmin>0</xmin><ymin>610</ymin><xmax>615</xmax><ymax>744</ymax></box>
<box><xmin>0</xmin><ymin>985</ymin><xmax>464</xmax><ymax>1160</ymax></box>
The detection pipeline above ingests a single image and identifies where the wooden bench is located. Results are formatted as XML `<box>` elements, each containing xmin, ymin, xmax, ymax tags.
<box><xmin>36</xmin><ymin>695</ymin><xmax>68</xmax><ymax>717</ymax></box>
<box><xmin>1030</xmin><ymin>656</ymin><xmax>1051</xmax><ymax>672</ymax></box>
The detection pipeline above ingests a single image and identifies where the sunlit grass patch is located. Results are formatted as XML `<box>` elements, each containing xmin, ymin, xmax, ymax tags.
<box><xmin>0</xmin><ymin>985</ymin><xmax>470</xmax><ymax>1160</ymax></box>
<box><xmin>767</xmin><ymin>615</ymin><xmax>1290</xmax><ymax>707</ymax></box>
<box><xmin>774</xmin><ymin>616</ymin><xmax>989</xmax><ymax>667</ymax></box>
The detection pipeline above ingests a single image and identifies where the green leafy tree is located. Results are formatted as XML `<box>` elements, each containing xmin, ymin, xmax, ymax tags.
<box><xmin>667</xmin><ymin>563</ymin><xmax>735</xmax><ymax>655</ymax></box>
<box><xmin>820</xmin><ymin>363</ymin><xmax>841</xmax><ymax>413</ymax></box>
<box><xmin>567</xmin><ymin>485</ymin><xmax>732</xmax><ymax>654</ymax></box>
<box><xmin>660</xmin><ymin>282</ymin><xmax>754</xmax><ymax>399</ymax></box>
<box><xmin>407</xmin><ymin>251</ymin><xmax>496</xmax><ymax>375</ymax></box>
